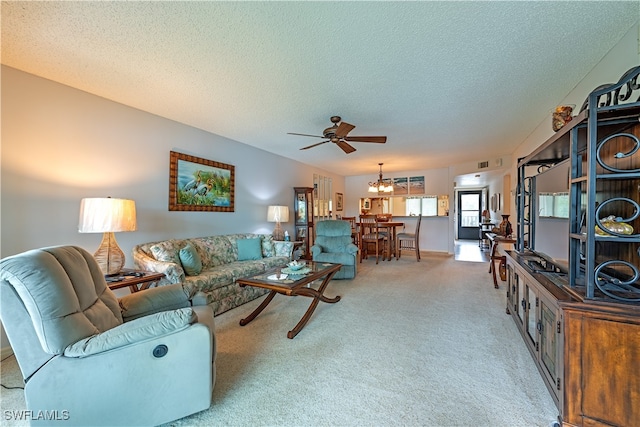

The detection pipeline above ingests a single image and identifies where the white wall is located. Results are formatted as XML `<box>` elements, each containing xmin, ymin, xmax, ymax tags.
<box><xmin>0</xmin><ymin>66</ymin><xmax>345</xmax><ymax>352</ymax></box>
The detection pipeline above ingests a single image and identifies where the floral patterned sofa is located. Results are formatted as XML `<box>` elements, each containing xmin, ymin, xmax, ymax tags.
<box><xmin>132</xmin><ymin>234</ymin><xmax>293</xmax><ymax>316</ymax></box>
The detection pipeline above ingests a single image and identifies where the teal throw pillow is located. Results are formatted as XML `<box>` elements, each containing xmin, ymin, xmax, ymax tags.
<box><xmin>179</xmin><ymin>243</ymin><xmax>202</xmax><ymax>276</ymax></box>
<box><xmin>237</xmin><ymin>238</ymin><xmax>263</xmax><ymax>261</ymax></box>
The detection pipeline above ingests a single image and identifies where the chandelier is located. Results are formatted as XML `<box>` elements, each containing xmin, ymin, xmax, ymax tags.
<box><xmin>368</xmin><ymin>163</ymin><xmax>393</xmax><ymax>193</ymax></box>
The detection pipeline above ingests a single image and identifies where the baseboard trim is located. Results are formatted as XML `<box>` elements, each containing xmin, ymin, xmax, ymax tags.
<box><xmin>1</xmin><ymin>346</ymin><xmax>14</xmax><ymax>360</ymax></box>
<box><xmin>423</xmin><ymin>250</ymin><xmax>451</xmax><ymax>257</ymax></box>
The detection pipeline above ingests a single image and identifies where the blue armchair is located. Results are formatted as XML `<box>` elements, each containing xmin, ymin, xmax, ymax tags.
<box><xmin>311</xmin><ymin>220</ymin><xmax>359</xmax><ymax>279</ymax></box>
<box><xmin>0</xmin><ymin>246</ymin><xmax>215</xmax><ymax>426</ymax></box>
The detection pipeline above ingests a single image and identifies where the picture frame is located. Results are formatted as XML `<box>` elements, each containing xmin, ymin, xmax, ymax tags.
<box><xmin>335</xmin><ymin>192</ymin><xmax>343</xmax><ymax>211</ymax></box>
<box><xmin>169</xmin><ymin>151</ymin><xmax>235</xmax><ymax>212</ymax></box>
<box><xmin>408</xmin><ymin>176</ymin><xmax>425</xmax><ymax>195</ymax></box>
<box><xmin>393</xmin><ymin>177</ymin><xmax>408</xmax><ymax>195</ymax></box>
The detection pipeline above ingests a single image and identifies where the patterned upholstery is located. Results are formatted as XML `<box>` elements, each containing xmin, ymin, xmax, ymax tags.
<box><xmin>133</xmin><ymin>234</ymin><xmax>293</xmax><ymax>315</ymax></box>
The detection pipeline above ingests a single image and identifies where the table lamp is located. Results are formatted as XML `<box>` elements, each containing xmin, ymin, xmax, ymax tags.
<box><xmin>78</xmin><ymin>197</ymin><xmax>137</xmax><ymax>275</ymax></box>
<box><xmin>267</xmin><ymin>205</ymin><xmax>289</xmax><ymax>241</ymax></box>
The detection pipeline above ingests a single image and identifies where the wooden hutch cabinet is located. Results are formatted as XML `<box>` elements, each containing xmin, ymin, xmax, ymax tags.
<box><xmin>294</xmin><ymin>187</ymin><xmax>314</xmax><ymax>259</ymax></box>
<box><xmin>508</xmin><ymin>66</ymin><xmax>640</xmax><ymax>427</ymax></box>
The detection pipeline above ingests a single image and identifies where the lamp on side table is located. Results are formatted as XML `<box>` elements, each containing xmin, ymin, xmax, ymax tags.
<box><xmin>267</xmin><ymin>205</ymin><xmax>289</xmax><ymax>241</ymax></box>
<box><xmin>78</xmin><ymin>197</ymin><xmax>137</xmax><ymax>276</ymax></box>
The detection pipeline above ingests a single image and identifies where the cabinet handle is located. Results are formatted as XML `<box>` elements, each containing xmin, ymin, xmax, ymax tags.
<box><xmin>521</xmin><ymin>299</ymin><xmax>527</xmax><ymax>309</ymax></box>
<box><xmin>537</xmin><ymin>321</ymin><xmax>543</xmax><ymax>332</ymax></box>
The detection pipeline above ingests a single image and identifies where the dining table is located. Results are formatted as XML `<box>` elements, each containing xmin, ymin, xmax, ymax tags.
<box><xmin>357</xmin><ymin>221</ymin><xmax>404</xmax><ymax>261</ymax></box>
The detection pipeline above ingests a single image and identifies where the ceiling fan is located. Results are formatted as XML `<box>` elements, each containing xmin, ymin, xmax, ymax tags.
<box><xmin>288</xmin><ymin>116</ymin><xmax>387</xmax><ymax>154</ymax></box>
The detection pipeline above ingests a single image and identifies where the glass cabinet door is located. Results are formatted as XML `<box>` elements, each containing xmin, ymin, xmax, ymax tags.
<box><xmin>294</xmin><ymin>187</ymin><xmax>314</xmax><ymax>259</ymax></box>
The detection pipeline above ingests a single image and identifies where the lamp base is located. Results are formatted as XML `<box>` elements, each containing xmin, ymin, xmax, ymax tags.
<box><xmin>94</xmin><ymin>232</ymin><xmax>125</xmax><ymax>275</ymax></box>
<box><xmin>272</xmin><ymin>222</ymin><xmax>285</xmax><ymax>241</ymax></box>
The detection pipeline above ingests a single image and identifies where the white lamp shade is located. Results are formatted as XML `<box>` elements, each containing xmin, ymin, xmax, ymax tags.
<box><xmin>78</xmin><ymin>198</ymin><xmax>137</xmax><ymax>233</ymax></box>
<box><xmin>267</xmin><ymin>205</ymin><xmax>289</xmax><ymax>223</ymax></box>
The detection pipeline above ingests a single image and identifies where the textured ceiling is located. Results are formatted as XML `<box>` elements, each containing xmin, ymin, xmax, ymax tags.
<box><xmin>2</xmin><ymin>1</ymin><xmax>639</xmax><ymax>177</ymax></box>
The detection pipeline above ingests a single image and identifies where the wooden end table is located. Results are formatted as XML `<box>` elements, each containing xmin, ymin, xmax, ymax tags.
<box><xmin>487</xmin><ymin>233</ymin><xmax>516</xmax><ymax>289</ymax></box>
<box><xmin>237</xmin><ymin>261</ymin><xmax>342</xmax><ymax>339</ymax></box>
<box><xmin>106</xmin><ymin>269</ymin><xmax>165</xmax><ymax>293</ymax></box>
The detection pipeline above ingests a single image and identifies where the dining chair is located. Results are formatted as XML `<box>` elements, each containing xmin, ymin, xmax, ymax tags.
<box><xmin>342</xmin><ymin>216</ymin><xmax>359</xmax><ymax>247</ymax></box>
<box><xmin>397</xmin><ymin>214</ymin><xmax>422</xmax><ymax>261</ymax></box>
<box><xmin>359</xmin><ymin>214</ymin><xmax>388</xmax><ymax>264</ymax></box>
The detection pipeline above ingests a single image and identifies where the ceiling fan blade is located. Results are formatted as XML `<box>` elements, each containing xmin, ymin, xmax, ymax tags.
<box><xmin>336</xmin><ymin>140</ymin><xmax>357</xmax><ymax>154</ymax></box>
<box><xmin>300</xmin><ymin>140</ymin><xmax>329</xmax><ymax>150</ymax></box>
<box><xmin>345</xmin><ymin>136</ymin><xmax>387</xmax><ymax>143</ymax></box>
<box><xmin>288</xmin><ymin>132</ymin><xmax>325</xmax><ymax>138</ymax></box>
<box><xmin>335</xmin><ymin>122</ymin><xmax>355</xmax><ymax>138</ymax></box>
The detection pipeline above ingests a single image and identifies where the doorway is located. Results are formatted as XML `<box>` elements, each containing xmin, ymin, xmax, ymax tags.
<box><xmin>457</xmin><ymin>190</ymin><xmax>482</xmax><ymax>240</ymax></box>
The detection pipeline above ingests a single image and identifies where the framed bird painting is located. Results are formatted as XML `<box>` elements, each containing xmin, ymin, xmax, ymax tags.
<box><xmin>169</xmin><ymin>151</ymin><xmax>235</xmax><ymax>212</ymax></box>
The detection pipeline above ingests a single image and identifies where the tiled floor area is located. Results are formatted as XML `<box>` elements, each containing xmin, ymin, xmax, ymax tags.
<box><xmin>454</xmin><ymin>239</ymin><xmax>490</xmax><ymax>263</ymax></box>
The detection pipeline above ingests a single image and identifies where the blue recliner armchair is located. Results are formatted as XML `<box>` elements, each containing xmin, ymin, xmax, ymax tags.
<box><xmin>0</xmin><ymin>245</ymin><xmax>216</xmax><ymax>426</ymax></box>
<box><xmin>311</xmin><ymin>220</ymin><xmax>358</xmax><ymax>279</ymax></box>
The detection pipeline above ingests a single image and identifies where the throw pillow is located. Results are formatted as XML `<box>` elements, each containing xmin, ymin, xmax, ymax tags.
<box><xmin>237</xmin><ymin>238</ymin><xmax>263</xmax><ymax>261</ymax></box>
<box><xmin>261</xmin><ymin>234</ymin><xmax>276</xmax><ymax>257</ymax></box>
<box><xmin>179</xmin><ymin>243</ymin><xmax>203</xmax><ymax>276</ymax></box>
<box><xmin>149</xmin><ymin>241</ymin><xmax>181</xmax><ymax>264</ymax></box>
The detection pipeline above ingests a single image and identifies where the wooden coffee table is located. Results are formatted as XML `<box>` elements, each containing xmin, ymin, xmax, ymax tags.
<box><xmin>237</xmin><ymin>261</ymin><xmax>342</xmax><ymax>339</ymax></box>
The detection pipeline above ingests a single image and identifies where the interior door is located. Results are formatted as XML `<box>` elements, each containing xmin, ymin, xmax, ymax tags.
<box><xmin>457</xmin><ymin>190</ymin><xmax>482</xmax><ymax>240</ymax></box>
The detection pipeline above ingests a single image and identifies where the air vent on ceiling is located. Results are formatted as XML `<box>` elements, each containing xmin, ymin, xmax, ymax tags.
<box><xmin>478</xmin><ymin>161</ymin><xmax>489</xmax><ymax>169</ymax></box>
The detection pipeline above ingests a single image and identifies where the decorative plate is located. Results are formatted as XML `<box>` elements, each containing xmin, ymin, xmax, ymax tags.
<box><xmin>281</xmin><ymin>267</ymin><xmax>311</xmax><ymax>275</ymax></box>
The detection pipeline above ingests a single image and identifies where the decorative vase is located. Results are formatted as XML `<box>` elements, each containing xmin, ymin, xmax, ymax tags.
<box><xmin>498</xmin><ymin>214</ymin><xmax>513</xmax><ymax>237</ymax></box>
<box><xmin>552</xmin><ymin>105</ymin><xmax>574</xmax><ymax>132</ymax></box>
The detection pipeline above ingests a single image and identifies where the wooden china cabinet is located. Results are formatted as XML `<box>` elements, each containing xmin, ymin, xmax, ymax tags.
<box><xmin>507</xmin><ymin>65</ymin><xmax>640</xmax><ymax>427</ymax></box>
<box><xmin>294</xmin><ymin>187</ymin><xmax>314</xmax><ymax>259</ymax></box>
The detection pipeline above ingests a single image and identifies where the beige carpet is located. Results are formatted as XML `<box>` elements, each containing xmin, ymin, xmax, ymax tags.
<box><xmin>1</xmin><ymin>253</ymin><xmax>558</xmax><ymax>426</ymax></box>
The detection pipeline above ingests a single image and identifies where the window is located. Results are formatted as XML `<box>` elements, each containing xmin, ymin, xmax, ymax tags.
<box><xmin>539</xmin><ymin>192</ymin><xmax>569</xmax><ymax>218</ymax></box>
<box><xmin>406</xmin><ymin>196</ymin><xmax>437</xmax><ymax>216</ymax></box>
<box><xmin>365</xmin><ymin>195</ymin><xmax>448</xmax><ymax>217</ymax></box>
<box><xmin>459</xmin><ymin>193</ymin><xmax>480</xmax><ymax>227</ymax></box>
